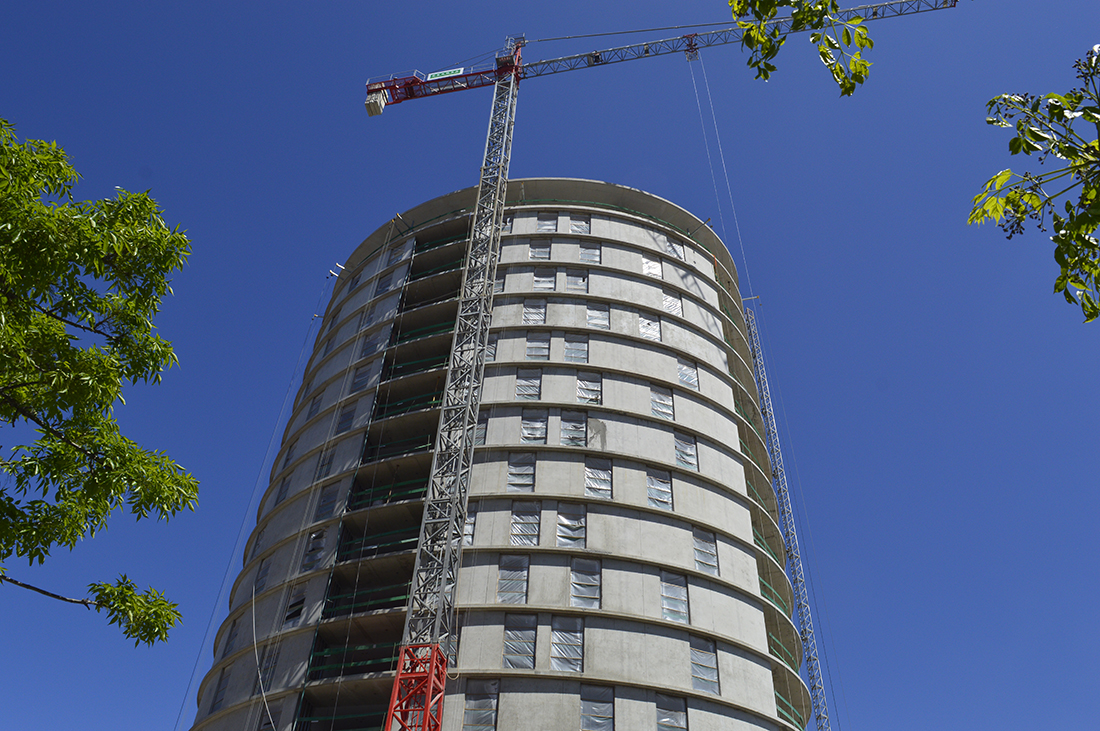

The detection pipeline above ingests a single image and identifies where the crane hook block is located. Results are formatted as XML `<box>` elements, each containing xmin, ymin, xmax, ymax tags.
<box><xmin>366</xmin><ymin>92</ymin><xmax>387</xmax><ymax>117</ymax></box>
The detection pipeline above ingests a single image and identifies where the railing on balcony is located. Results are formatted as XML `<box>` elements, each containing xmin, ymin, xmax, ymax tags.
<box><xmin>346</xmin><ymin>478</ymin><xmax>428</xmax><ymax>512</ymax></box>
<box><xmin>768</xmin><ymin>631</ymin><xmax>799</xmax><ymax>673</ymax></box>
<box><xmin>407</xmin><ymin>259</ymin><xmax>463</xmax><ymax>283</ymax></box>
<box><xmin>753</xmin><ymin>527</ymin><xmax>783</xmax><ymax>566</ymax></box>
<box><xmin>307</xmin><ymin>642</ymin><xmax>399</xmax><ymax>680</ymax></box>
<box><xmin>381</xmin><ymin>353</ymin><xmax>448</xmax><ymax>381</ymax></box>
<box><xmin>775</xmin><ymin>690</ymin><xmax>806</xmax><ymax>729</ymax></box>
<box><xmin>414</xmin><ymin>232</ymin><xmax>466</xmax><ymax>254</ymax></box>
<box><xmin>337</xmin><ymin>527</ymin><xmax>420</xmax><ymax>563</ymax></box>
<box><xmin>361</xmin><ymin>434</ymin><xmax>435</xmax><ymax>463</ymax></box>
<box><xmin>295</xmin><ymin>709</ymin><xmax>385</xmax><ymax>731</ymax></box>
<box><xmin>759</xmin><ymin>576</ymin><xmax>791</xmax><ymax>615</ymax></box>
<box><xmin>323</xmin><ymin>581</ymin><xmax>411</xmax><ymax>619</ymax></box>
<box><xmin>373</xmin><ymin>390</ymin><xmax>443</xmax><ymax>420</ymax></box>
<box><xmin>395</xmin><ymin>320</ymin><xmax>454</xmax><ymax>344</ymax></box>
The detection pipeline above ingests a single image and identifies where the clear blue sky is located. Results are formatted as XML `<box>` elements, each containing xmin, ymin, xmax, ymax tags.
<box><xmin>2</xmin><ymin>2</ymin><xmax>1097</xmax><ymax>730</ymax></box>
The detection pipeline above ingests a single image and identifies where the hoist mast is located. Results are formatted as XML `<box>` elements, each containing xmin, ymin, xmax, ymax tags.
<box><xmin>369</xmin><ymin>3</ymin><xmax>957</xmax><ymax>730</ymax></box>
<box><xmin>745</xmin><ymin>307</ymin><xmax>830</xmax><ymax>731</ymax></box>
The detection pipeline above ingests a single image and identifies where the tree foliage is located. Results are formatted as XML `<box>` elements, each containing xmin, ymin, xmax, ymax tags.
<box><xmin>0</xmin><ymin>118</ymin><xmax>197</xmax><ymax>644</ymax></box>
<box><xmin>969</xmin><ymin>46</ymin><xmax>1100</xmax><ymax>322</ymax></box>
<box><xmin>730</xmin><ymin>0</ymin><xmax>875</xmax><ymax>96</ymax></box>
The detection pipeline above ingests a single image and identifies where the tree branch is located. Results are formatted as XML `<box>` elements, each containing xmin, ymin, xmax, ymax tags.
<box><xmin>0</xmin><ymin>392</ymin><xmax>100</xmax><ymax>461</ymax></box>
<box><xmin>0</xmin><ymin>574</ymin><xmax>99</xmax><ymax>610</ymax></box>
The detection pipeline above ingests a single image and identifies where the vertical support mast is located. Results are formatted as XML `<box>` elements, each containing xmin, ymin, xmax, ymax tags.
<box><xmin>384</xmin><ymin>38</ymin><xmax>521</xmax><ymax>731</ymax></box>
<box><xmin>745</xmin><ymin>307</ymin><xmax>831</xmax><ymax>731</ymax></box>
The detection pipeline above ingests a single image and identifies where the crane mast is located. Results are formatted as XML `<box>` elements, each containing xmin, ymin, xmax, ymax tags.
<box><xmin>745</xmin><ymin>307</ymin><xmax>831</xmax><ymax>731</ymax></box>
<box><xmin>370</xmin><ymin>3</ymin><xmax>957</xmax><ymax>729</ymax></box>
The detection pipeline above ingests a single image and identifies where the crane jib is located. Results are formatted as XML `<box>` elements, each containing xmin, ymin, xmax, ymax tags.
<box><xmin>365</xmin><ymin>0</ymin><xmax>956</xmax><ymax>114</ymax></box>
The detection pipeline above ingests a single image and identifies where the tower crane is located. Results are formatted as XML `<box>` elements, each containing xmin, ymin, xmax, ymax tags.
<box><xmin>366</xmin><ymin>3</ymin><xmax>956</xmax><ymax>729</ymax></box>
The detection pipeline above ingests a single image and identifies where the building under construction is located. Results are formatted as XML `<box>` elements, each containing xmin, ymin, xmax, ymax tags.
<box><xmin>189</xmin><ymin>178</ymin><xmax>808</xmax><ymax>731</ymax></box>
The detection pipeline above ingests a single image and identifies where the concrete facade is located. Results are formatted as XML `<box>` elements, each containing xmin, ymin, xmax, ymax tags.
<box><xmin>190</xmin><ymin>179</ymin><xmax>810</xmax><ymax>731</ymax></box>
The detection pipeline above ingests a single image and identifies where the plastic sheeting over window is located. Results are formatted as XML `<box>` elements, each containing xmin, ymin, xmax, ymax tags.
<box><xmin>254</xmin><ymin>558</ymin><xmax>271</xmax><ymax>593</ymax></box>
<box><xmin>560</xmin><ymin>411</ymin><xmax>587</xmax><ymax>447</ymax></box>
<box><xmin>651</xmin><ymin>385</ymin><xmax>673</xmax><ymax>420</ymax></box>
<box><xmin>571</xmin><ymin>558</ymin><xmax>601</xmax><ymax>609</ymax></box>
<box><xmin>639</xmin><ymin>314</ymin><xmax>661</xmax><ymax>341</ymax></box>
<box><xmin>360</xmin><ymin>328</ymin><xmax>386</xmax><ymax>359</ymax></box>
<box><xmin>533</xmin><ymin>268</ymin><xmax>556</xmax><ymax>292</ymax></box>
<box><xmin>525</xmin><ymin>331</ymin><xmax>550</xmax><ymax>360</ymax></box>
<box><xmin>516</xmin><ymin>369</ymin><xmax>541</xmax><ymax>400</ymax></box>
<box><xmin>462</xmin><ymin>678</ymin><xmax>499</xmax><ymax>731</ymax></box>
<box><xmin>475</xmin><ymin>410</ymin><xmax>488</xmax><ymax>445</ymax></box>
<box><xmin>497</xmin><ymin>555</ymin><xmax>529</xmax><ymax>604</ymax></box>
<box><xmin>580</xmin><ymin>242</ymin><xmax>601</xmax><ymax>265</ymax></box>
<box><xmin>507</xmin><ymin>453</ymin><xmax>536</xmax><ymax>493</ymax></box>
<box><xmin>690</xmin><ymin>635</ymin><xmax>720</xmax><ymax>694</ymax></box>
<box><xmin>253</xmin><ymin>643</ymin><xmax>280</xmax><ymax>695</ymax></box>
<box><xmin>663</xmin><ymin>291</ymin><xmax>683</xmax><ymax>317</ymax></box>
<box><xmin>521</xmin><ymin>409</ymin><xmax>547</xmax><ymax>444</ymax></box>
<box><xmin>486</xmin><ymin>333</ymin><xmax>498</xmax><ymax>362</ymax></box>
<box><xmin>647</xmin><ymin>468</ymin><xmax>672</xmax><ymax>510</ymax></box>
<box><xmin>530</xmin><ymin>240</ymin><xmax>551</xmax><ymax>259</ymax></box>
<box><xmin>674</xmin><ymin>433</ymin><xmax>698</xmax><ymax>471</ymax></box>
<box><xmin>510</xmin><ymin>501</ymin><xmax>541</xmax><ymax>546</ymax></box>
<box><xmin>656</xmin><ymin>693</ymin><xmax>687</xmax><ymax>731</ymax></box>
<box><xmin>300</xmin><ymin>529</ymin><xmax>326</xmax><ymax>572</ymax></box>
<box><xmin>502</xmin><ymin>215</ymin><xmax>513</xmax><ymax>234</ymax></box>
<box><xmin>660</xmin><ymin>571</ymin><xmax>689</xmax><ymax>623</ymax></box>
<box><xmin>494</xmin><ymin>273</ymin><xmax>505</xmax><ymax>294</ymax></box>
<box><xmin>584</xmin><ymin>457</ymin><xmax>612</xmax><ymax>499</ymax></box>
<box><xmin>570</xmin><ymin>214</ymin><xmax>591</xmax><ymax>235</ymax></box>
<box><xmin>523</xmin><ymin>298</ymin><xmax>547</xmax><ymax>324</ymax></box>
<box><xmin>283</xmin><ymin>584</ymin><xmax>306</xmax><ymax>627</ymax></box>
<box><xmin>693</xmin><ymin>527</ymin><xmax>719</xmax><ymax>575</ymax></box>
<box><xmin>577</xmin><ymin>372</ymin><xmax>602</xmax><ymax>405</ymax></box>
<box><xmin>374</xmin><ymin>271</ymin><xmax>393</xmax><ymax>296</ymax></box>
<box><xmin>677</xmin><ymin>358</ymin><xmax>699</xmax><ymax>391</ymax></box>
<box><xmin>564</xmin><ymin>334</ymin><xmax>589</xmax><ymax>363</ymax></box>
<box><xmin>536</xmin><ymin>213</ymin><xmax>558</xmax><ymax>233</ymax></box>
<box><xmin>503</xmin><ymin>614</ymin><xmax>536</xmax><ymax>668</ymax></box>
<box><xmin>642</xmin><ymin>253</ymin><xmax>663</xmax><ymax>278</ymax></box>
<box><xmin>314</xmin><ymin>485</ymin><xmax>339</xmax><ymax>520</ymax></box>
<box><xmin>335</xmin><ymin>403</ymin><xmax>355</xmax><ymax>434</ymax></box>
<box><xmin>358</xmin><ymin>303</ymin><xmax>375</xmax><ymax>331</ymax></box>
<box><xmin>581</xmin><ymin>684</ymin><xmax>614</xmax><ymax>731</ymax></box>
<box><xmin>587</xmin><ymin>302</ymin><xmax>610</xmax><ymax>330</ymax></box>
<box><xmin>557</xmin><ymin>503</ymin><xmax>586</xmax><ymax>548</ymax></box>
<box><xmin>566</xmin><ymin>269</ymin><xmax>588</xmax><ymax>293</ymax></box>
<box><xmin>550</xmin><ymin>616</ymin><xmax>584</xmax><ymax>672</ymax></box>
<box><xmin>464</xmin><ymin>502</ymin><xmax>477</xmax><ymax>546</ymax></box>
<box><xmin>315</xmin><ymin>450</ymin><xmax>335</xmax><ymax>480</ymax></box>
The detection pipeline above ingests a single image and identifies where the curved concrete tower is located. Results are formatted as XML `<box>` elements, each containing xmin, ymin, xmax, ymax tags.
<box><xmin>191</xmin><ymin>179</ymin><xmax>809</xmax><ymax>731</ymax></box>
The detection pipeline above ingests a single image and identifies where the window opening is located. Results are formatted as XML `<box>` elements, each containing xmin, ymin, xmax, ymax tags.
<box><xmin>570</xmin><ymin>558</ymin><xmax>601</xmax><ymax>608</ymax></box>
<box><xmin>660</xmin><ymin>571</ymin><xmax>689</xmax><ymax>624</ymax></box>
<box><xmin>497</xmin><ymin>554</ymin><xmax>529</xmax><ymax>604</ymax></box>
<box><xmin>647</xmin><ymin>468</ymin><xmax>673</xmax><ymax>510</ymax></box>
<box><xmin>577</xmin><ymin>372</ymin><xmax>602</xmax><ymax>404</ymax></box>
<box><xmin>507</xmin><ymin>453</ymin><xmax>536</xmax><ymax>493</ymax></box>
<box><xmin>651</xmin><ymin>385</ymin><xmax>674</xmax><ymax>420</ymax></box>
<box><xmin>510</xmin><ymin>501</ymin><xmax>541</xmax><ymax>546</ymax></box>
<box><xmin>550</xmin><ymin>616</ymin><xmax>584</xmax><ymax>672</ymax></box>
<box><xmin>584</xmin><ymin>457</ymin><xmax>612</xmax><ymax>499</ymax></box>
<box><xmin>503</xmin><ymin>614</ymin><xmax>537</xmax><ymax>668</ymax></box>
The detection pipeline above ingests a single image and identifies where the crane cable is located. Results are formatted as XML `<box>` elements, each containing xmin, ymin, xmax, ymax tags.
<box><xmin>687</xmin><ymin>49</ymin><xmax>850</xmax><ymax>731</ymax></box>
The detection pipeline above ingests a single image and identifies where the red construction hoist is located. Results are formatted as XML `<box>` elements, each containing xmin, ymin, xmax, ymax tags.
<box><xmin>366</xmin><ymin>3</ymin><xmax>956</xmax><ymax>730</ymax></box>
